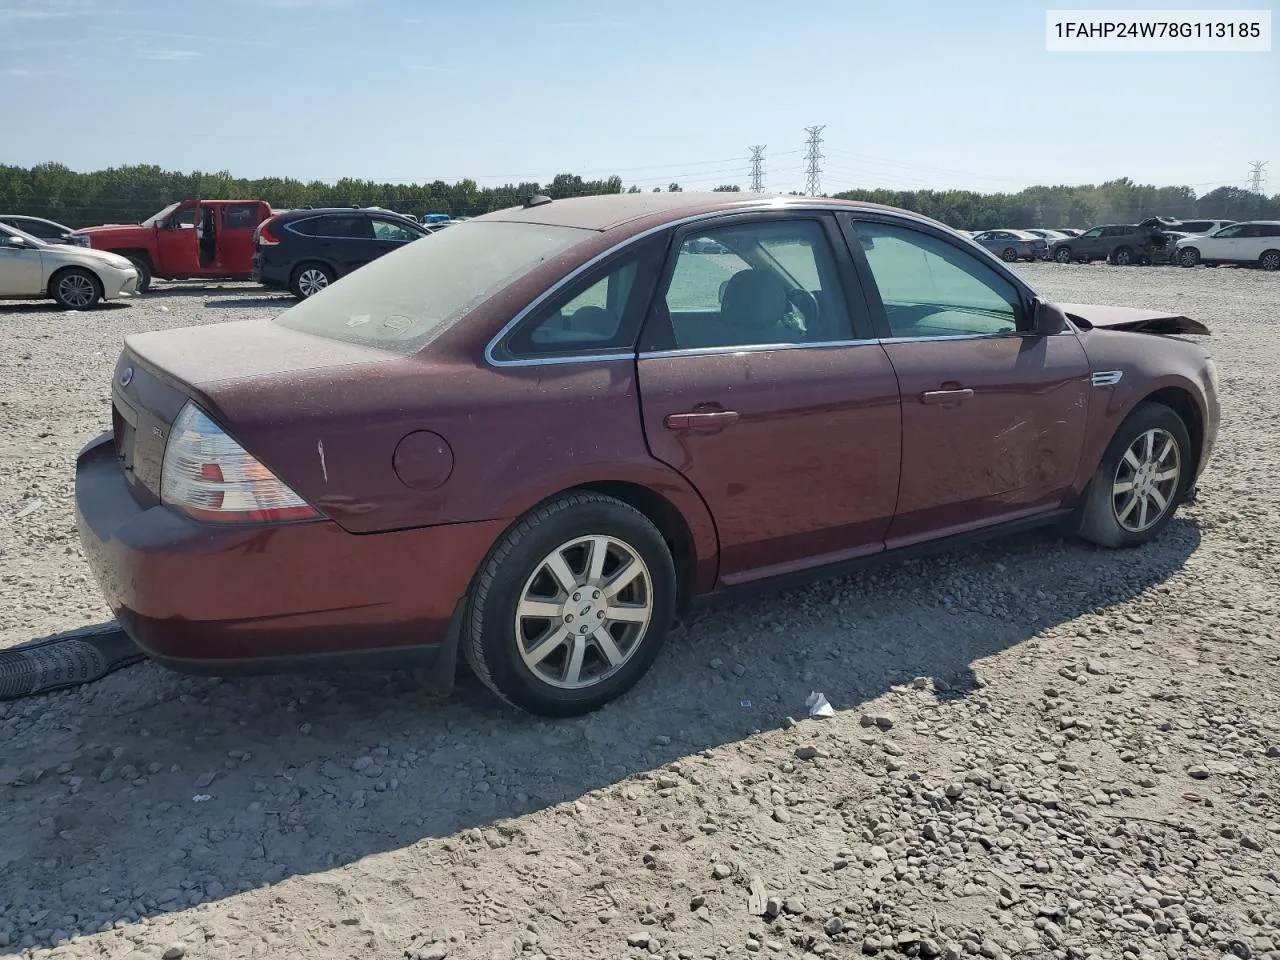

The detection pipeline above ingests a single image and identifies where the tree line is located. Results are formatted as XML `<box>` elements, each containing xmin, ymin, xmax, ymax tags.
<box><xmin>1</xmin><ymin>162</ymin><xmax>1276</xmax><ymax>231</ymax></box>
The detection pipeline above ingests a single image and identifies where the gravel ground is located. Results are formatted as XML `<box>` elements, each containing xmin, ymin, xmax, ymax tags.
<box><xmin>0</xmin><ymin>265</ymin><xmax>1277</xmax><ymax>960</ymax></box>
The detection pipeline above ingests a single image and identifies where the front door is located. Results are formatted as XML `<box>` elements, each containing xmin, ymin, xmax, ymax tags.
<box><xmin>0</xmin><ymin>231</ymin><xmax>45</xmax><ymax>295</ymax></box>
<box><xmin>636</xmin><ymin>213</ymin><xmax>902</xmax><ymax>584</ymax></box>
<box><xmin>1073</xmin><ymin>227</ymin><xmax>1106</xmax><ymax>259</ymax></box>
<box><xmin>369</xmin><ymin>215</ymin><xmax>425</xmax><ymax>262</ymax></box>
<box><xmin>840</xmin><ymin>214</ymin><xmax>1091</xmax><ymax>548</ymax></box>
<box><xmin>156</xmin><ymin>202</ymin><xmax>200</xmax><ymax>276</ymax></box>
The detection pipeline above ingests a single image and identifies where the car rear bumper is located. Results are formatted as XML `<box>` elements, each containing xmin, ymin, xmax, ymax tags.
<box><xmin>74</xmin><ymin>433</ymin><xmax>503</xmax><ymax>675</ymax></box>
<box><xmin>251</xmin><ymin>253</ymin><xmax>290</xmax><ymax>288</ymax></box>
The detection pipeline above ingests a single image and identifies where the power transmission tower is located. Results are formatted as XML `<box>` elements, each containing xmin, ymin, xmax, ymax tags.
<box><xmin>1247</xmin><ymin>160</ymin><xmax>1268</xmax><ymax>194</ymax></box>
<box><xmin>749</xmin><ymin>145</ymin><xmax>766</xmax><ymax>193</ymax></box>
<box><xmin>803</xmin><ymin>125</ymin><xmax>825</xmax><ymax>197</ymax></box>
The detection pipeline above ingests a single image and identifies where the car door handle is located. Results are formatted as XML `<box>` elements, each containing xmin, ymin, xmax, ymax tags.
<box><xmin>921</xmin><ymin>388</ymin><xmax>974</xmax><ymax>405</ymax></box>
<box><xmin>665</xmin><ymin>410</ymin><xmax>739</xmax><ymax>430</ymax></box>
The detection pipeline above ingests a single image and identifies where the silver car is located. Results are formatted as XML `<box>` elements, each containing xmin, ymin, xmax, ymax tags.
<box><xmin>970</xmin><ymin>229</ymin><xmax>1048</xmax><ymax>262</ymax></box>
<box><xmin>0</xmin><ymin>222</ymin><xmax>138</xmax><ymax>309</ymax></box>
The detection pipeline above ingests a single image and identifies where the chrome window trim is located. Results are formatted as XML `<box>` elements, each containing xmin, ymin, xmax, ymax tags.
<box><xmin>483</xmin><ymin>202</ymin><xmax>1069</xmax><ymax>369</ymax></box>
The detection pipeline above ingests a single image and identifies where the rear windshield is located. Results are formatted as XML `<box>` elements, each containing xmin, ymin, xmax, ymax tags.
<box><xmin>272</xmin><ymin>220</ymin><xmax>594</xmax><ymax>353</ymax></box>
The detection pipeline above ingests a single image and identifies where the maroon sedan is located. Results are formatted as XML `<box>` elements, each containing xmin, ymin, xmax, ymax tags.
<box><xmin>75</xmin><ymin>192</ymin><xmax>1219</xmax><ymax>716</ymax></box>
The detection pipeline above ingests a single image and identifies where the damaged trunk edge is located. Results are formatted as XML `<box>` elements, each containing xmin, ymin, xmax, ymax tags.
<box><xmin>1055</xmin><ymin>301</ymin><xmax>1211</xmax><ymax>337</ymax></box>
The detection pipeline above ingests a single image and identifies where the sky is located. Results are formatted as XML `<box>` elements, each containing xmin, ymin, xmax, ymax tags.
<box><xmin>1</xmin><ymin>0</ymin><xmax>1276</xmax><ymax>195</ymax></box>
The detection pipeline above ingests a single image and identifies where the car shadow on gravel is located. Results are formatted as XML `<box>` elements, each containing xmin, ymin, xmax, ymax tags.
<box><xmin>201</xmin><ymin>297</ymin><xmax>294</xmax><ymax>309</ymax></box>
<box><xmin>0</xmin><ymin>518</ymin><xmax>1201</xmax><ymax>948</ymax></box>
<box><xmin>0</xmin><ymin>302</ymin><xmax>131</xmax><ymax>316</ymax></box>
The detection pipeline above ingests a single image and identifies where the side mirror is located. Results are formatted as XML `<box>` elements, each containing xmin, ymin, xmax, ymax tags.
<box><xmin>5</xmin><ymin>235</ymin><xmax>27</xmax><ymax>248</ymax></box>
<box><xmin>1032</xmin><ymin>298</ymin><xmax>1069</xmax><ymax>336</ymax></box>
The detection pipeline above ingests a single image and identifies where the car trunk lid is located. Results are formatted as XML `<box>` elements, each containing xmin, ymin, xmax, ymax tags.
<box><xmin>110</xmin><ymin>319</ymin><xmax>401</xmax><ymax>503</ymax></box>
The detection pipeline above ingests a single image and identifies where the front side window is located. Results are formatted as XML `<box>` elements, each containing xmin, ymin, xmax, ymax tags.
<box><xmin>1212</xmin><ymin>225</ymin><xmax>1245</xmax><ymax>239</ymax></box>
<box><xmin>654</xmin><ymin>218</ymin><xmax>850</xmax><ymax>351</ymax></box>
<box><xmin>168</xmin><ymin>207</ymin><xmax>198</xmax><ymax>229</ymax></box>
<box><xmin>371</xmin><ymin>217</ymin><xmax>423</xmax><ymax>242</ymax></box>
<box><xmin>274</xmin><ymin>220</ymin><xmax>593</xmax><ymax>354</ymax></box>
<box><xmin>851</xmin><ymin>220</ymin><xmax>1023</xmax><ymax>338</ymax></box>
<box><xmin>1081</xmin><ymin>228</ymin><xmax>1103</xmax><ymax>238</ymax></box>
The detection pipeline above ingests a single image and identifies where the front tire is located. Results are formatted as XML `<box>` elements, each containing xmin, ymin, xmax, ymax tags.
<box><xmin>1179</xmin><ymin>248</ymin><xmax>1200</xmax><ymax>268</ymax></box>
<box><xmin>289</xmin><ymin>261</ymin><xmax>334</xmax><ymax>299</ymax></box>
<box><xmin>463</xmin><ymin>493</ymin><xmax>677</xmax><ymax>716</ymax></box>
<box><xmin>50</xmin><ymin>268</ymin><xmax>102</xmax><ymax>310</ymax></box>
<box><xmin>1001</xmin><ymin>247</ymin><xmax>1018</xmax><ymax>262</ymax></box>
<box><xmin>127</xmin><ymin>257</ymin><xmax>152</xmax><ymax>293</ymax></box>
<box><xmin>1072</xmin><ymin>402</ymin><xmax>1191</xmax><ymax>549</ymax></box>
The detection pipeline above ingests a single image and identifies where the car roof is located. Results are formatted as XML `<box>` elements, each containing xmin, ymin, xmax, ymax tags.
<box><xmin>471</xmin><ymin>191</ymin><xmax>952</xmax><ymax>233</ymax></box>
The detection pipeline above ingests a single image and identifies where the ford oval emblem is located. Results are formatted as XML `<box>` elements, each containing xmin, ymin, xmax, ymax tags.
<box><xmin>119</xmin><ymin>366</ymin><xmax>134</xmax><ymax>387</ymax></box>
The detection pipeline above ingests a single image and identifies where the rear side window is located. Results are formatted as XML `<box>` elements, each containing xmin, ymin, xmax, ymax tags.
<box><xmin>497</xmin><ymin>235</ymin><xmax>666</xmax><ymax>360</ymax></box>
<box><xmin>224</xmin><ymin>204</ymin><xmax>259</xmax><ymax>229</ymax></box>
<box><xmin>313</xmin><ymin>215</ymin><xmax>371</xmax><ymax>239</ymax></box>
<box><xmin>1261</xmin><ymin>224</ymin><xmax>1280</xmax><ymax>238</ymax></box>
<box><xmin>287</xmin><ymin>217</ymin><xmax>320</xmax><ymax>236</ymax></box>
<box><xmin>273</xmin><ymin>220</ymin><xmax>593</xmax><ymax>354</ymax></box>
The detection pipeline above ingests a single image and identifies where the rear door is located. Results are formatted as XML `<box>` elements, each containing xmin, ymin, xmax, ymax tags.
<box><xmin>838</xmin><ymin>213</ymin><xmax>1090</xmax><ymax>547</ymax></box>
<box><xmin>312</xmin><ymin>213</ymin><xmax>375</xmax><ymax>275</ymax></box>
<box><xmin>636</xmin><ymin>212</ymin><xmax>902</xmax><ymax>585</ymax></box>
<box><xmin>217</xmin><ymin>202</ymin><xmax>262</xmax><ymax>275</ymax></box>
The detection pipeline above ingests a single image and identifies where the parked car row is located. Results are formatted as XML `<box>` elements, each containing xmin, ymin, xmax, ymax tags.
<box><xmin>957</xmin><ymin>217</ymin><xmax>1278</xmax><ymax>271</ymax></box>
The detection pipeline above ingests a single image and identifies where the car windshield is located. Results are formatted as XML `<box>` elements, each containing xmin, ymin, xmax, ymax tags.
<box><xmin>0</xmin><ymin>222</ymin><xmax>47</xmax><ymax>247</ymax></box>
<box><xmin>140</xmin><ymin>202</ymin><xmax>181</xmax><ymax>227</ymax></box>
<box><xmin>272</xmin><ymin>219</ymin><xmax>595</xmax><ymax>354</ymax></box>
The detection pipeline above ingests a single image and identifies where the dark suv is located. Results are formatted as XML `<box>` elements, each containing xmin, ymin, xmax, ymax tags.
<box><xmin>1049</xmin><ymin>224</ymin><xmax>1170</xmax><ymax>266</ymax></box>
<box><xmin>252</xmin><ymin>207</ymin><xmax>429</xmax><ymax>298</ymax></box>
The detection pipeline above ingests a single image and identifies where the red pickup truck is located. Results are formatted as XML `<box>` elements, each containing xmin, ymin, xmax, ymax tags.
<box><xmin>76</xmin><ymin>199</ymin><xmax>274</xmax><ymax>292</ymax></box>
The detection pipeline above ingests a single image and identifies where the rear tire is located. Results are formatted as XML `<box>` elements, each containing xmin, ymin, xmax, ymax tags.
<box><xmin>1054</xmin><ymin>246</ymin><xmax>1073</xmax><ymax>263</ymax></box>
<box><xmin>49</xmin><ymin>267</ymin><xmax>102</xmax><ymax>310</ymax></box>
<box><xmin>1111</xmin><ymin>246</ymin><xmax>1133</xmax><ymax>266</ymax></box>
<box><xmin>289</xmin><ymin>261</ymin><xmax>334</xmax><ymax>299</ymax></box>
<box><xmin>1072</xmin><ymin>402</ymin><xmax>1191</xmax><ymax>549</ymax></box>
<box><xmin>1001</xmin><ymin>247</ymin><xmax>1018</xmax><ymax>262</ymax></box>
<box><xmin>463</xmin><ymin>493</ymin><xmax>677</xmax><ymax>717</ymax></box>
<box><xmin>1260</xmin><ymin>249</ymin><xmax>1280</xmax><ymax>272</ymax></box>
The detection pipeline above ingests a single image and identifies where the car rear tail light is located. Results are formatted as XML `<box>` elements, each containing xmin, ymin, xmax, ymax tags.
<box><xmin>256</xmin><ymin>219</ymin><xmax>281</xmax><ymax>247</ymax></box>
<box><xmin>160</xmin><ymin>403</ymin><xmax>319</xmax><ymax>524</ymax></box>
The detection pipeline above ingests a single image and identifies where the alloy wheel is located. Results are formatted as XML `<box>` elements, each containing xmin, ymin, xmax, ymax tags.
<box><xmin>298</xmin><ymin>268</ymin><xmax>329</xmax><ymax>297</ymax></box>
<box><xmin>1261</xmin><ymin>251</ymin><xmax>1280</xmax><ymax>271</ymax></box>
<box><xmin>58</xmin><ymin>273</ymin><xmax>96</xmax><ymax>308</ymax></box>
<box><xmin>1112</xmin><ymin>427</ymin><xmax>1181</xmax><ymax>533</ymax></box>
<box><xmin>1113</xmin><ymin>248</ymin><xmax>1132</xmax><ymax>266</ymax></box>
<box><xmin>514</xmin><ymin>535</ymin><xmax>653</xmax><ymax>690</ymax></box>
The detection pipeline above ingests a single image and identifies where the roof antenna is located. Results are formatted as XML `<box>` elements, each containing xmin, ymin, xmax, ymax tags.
<box><xmin>523</xmin><ymin>194</ymin><xmax>553</xmax><ymax>208</ymax></box>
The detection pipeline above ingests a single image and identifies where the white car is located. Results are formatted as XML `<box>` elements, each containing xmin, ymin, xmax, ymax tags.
<box><xmin>1174</xmin><ymin>221</ymin><xmax>1280</xmax><ymax>270</ymax></box>
<box><xmin>0</xmin><ymin>222</ymin><xmax>139</xmax><ymax>308</ymax></box>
